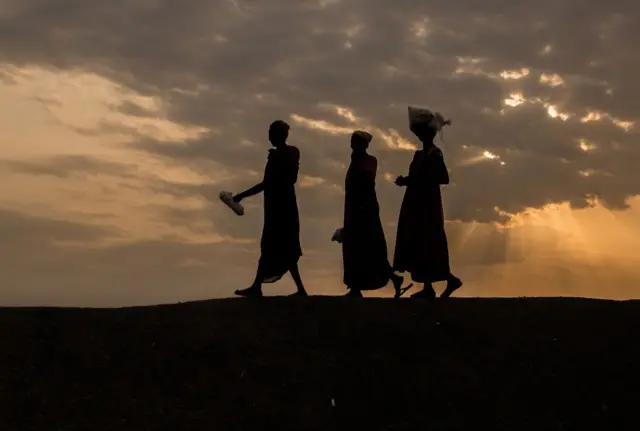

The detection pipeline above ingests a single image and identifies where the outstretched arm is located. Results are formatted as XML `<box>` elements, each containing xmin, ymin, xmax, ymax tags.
<box><xmin>234</xmin><ymin>182</ymin><xmax>264</xmax><ymax>202</ymax></box>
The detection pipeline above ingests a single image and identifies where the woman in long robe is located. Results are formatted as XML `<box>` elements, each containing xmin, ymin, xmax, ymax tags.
<box><xmin>342</xmin><ymin>131</ymin><xmax>405</xmax><ymax>298</ymax></box>
<box><xmin>393</xmin><ymin>108</ymin><xmax>463</xmax><ymax>299</ymax></box>
<box><xmin>233</xmin><ymin>120</ymin><xmax>307</xmax><ymax>297</ymax></box>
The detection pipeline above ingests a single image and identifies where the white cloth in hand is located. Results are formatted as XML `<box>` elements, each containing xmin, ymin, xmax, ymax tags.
<box><xmin>331</xmin><ymin>227</ymin><xmax>344</xmax><ymax>243</ymax></box>
<box><xmin>219</xmin><ymin>191</ymin><xmax>245</xmax><ymax>216</ymax></box>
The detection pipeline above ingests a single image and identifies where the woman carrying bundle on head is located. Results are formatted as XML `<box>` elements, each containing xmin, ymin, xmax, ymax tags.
<box><xmin>340</xmin><ymin>130</ymin><xmax>407</xmax><ymax>298</ymax></box>
<box><xmin>393</xmin><ymin>107</ymin><xmax>463</xmax><ymax>299</ymax></box>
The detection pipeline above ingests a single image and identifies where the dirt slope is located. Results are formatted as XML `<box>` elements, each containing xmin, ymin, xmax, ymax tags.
<box><xmin>1</xmin><ymin>297</ymin><xmax>638</xmax><ymax>430</ymax></box>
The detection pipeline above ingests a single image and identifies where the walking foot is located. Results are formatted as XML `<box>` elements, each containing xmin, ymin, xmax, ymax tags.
<box><xmin>399</xmin><ymin>283</ymin><xmax>414</xmax><ymax>297</ymax></box>
<box><xmin>441</xmin><ymin>277</ymin><xmax>463</xmax><ymax>298</ymax></box>
<box><xmin>410</xmin><ymin>286</ymin><xmax>436</xmax><ymax>299</ymax></box>
<box><xmin>391</xmin><ymin>274</ymin><xmax>413</xmax><ymax>299</ymax></box>
<box><xmin>235</xmin><ymin>286</ymin><xmax>263</xmax><ymax>298</ymax></box>
<box><xmin>289</xmin><ymin>290</ymin><xmax>308</xmax><ymax>297</ymax></box>
<box><xmin>392</xmin><ymin>274</ymin><xmax>403</xmax><ymax>299</ymax></box>
<box><xmin>345</xmin><ymin>289</ymin><xmax>363</xmax><ymax>298</ymax></box>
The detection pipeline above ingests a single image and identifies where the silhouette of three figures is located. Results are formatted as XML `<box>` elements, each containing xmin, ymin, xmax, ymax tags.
<box><xmin>225</xmin><ymin>107</ymin><xmax>463</xmax><ymax>299</ymax></box>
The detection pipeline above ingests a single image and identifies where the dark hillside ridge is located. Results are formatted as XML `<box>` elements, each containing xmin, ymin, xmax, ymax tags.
<box><xmin>1</xmin><ymin>297</ymin><xmax>638</xmax><ymax>430</ymax></box>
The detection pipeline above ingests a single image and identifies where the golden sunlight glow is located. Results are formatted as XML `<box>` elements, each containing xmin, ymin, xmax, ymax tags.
<box><xmin>499</xmin><ymin>68</ymin><xmax>530</xmax><ymax>80</ymax></box>
<box><xmin>455</xmin><ymin>59</ymin><xmax>532</xmax><ymax>83</ymax></box>
<box><xmin>410</xmin><ymin>18</ymin><xmax>430</xmax><ymax>41</ymax></box>
<box><xmin>539</xmin><ymin>73</ymin><xmax>565</xmax><ymax>87</ymax></box>
<box><xmin>1</xmin><ymin>65</ymin><xmax>209</xmax><ymax>144</ymax></box>
<box><xmin>498</xmin><ymin>200</ymin><xmax>640</xmax><ymax>270</ymax></box>
<box><xmin>317</xmin><ymin>103</ymin><xmax>359</xmax><ymax>123</ymax></box>
<box><xmin>290</xmin><ymin>109</ymin><xmax>417</xmax><ymax>151</ymax></box>
<box><xmin>581</xmin><ymin>111</ymin><xmax>603</xmax><ymax>122</ymax></box>
<box><xmin>475</xmin><ymin>199</ymin><xmax>640</xmax><ymax>299</ymax></box>
<box><xmin>289</xmin><ymin>113</ymin><xmax>353</xmax><ymax>135</ymax></box>
<box><xmin>0</xmin><ymin>64</ymin><xmax>243</xmax><ymax>246</ymax></box>
<box><xmin>459</xmin><ymin>149</ymin><xmax>506</xmax><ymax>167</ymax></box>
<box><xmin>579</xmin><ymin>169</ymin><xmax>596</xmax><ymax>177</ymax></box>
<box><xmin>501</xmin><ymin>91</ymin><xmax>574</xmax><ymax>122</ymax></box>
<box><xmin>504</xmin><ymin>92</ymin><xmax>526</xmax><ymax>107</ymax></box>
<box><xmin>335</xmin><ymin>107</ymin><xmax>358</xmax><ymax>123</ymax></box>
<box><xmin>545</xmin><ymin>104</ymin><xmax>570</xmax><ymax>121</ymax></box>
<box><xmin>613</xmin><ymin>120</ymin><xmax>634</xmax><ymax>131</ymax></box>
<box><xmin>454</xmin><ymin>56</ymin><xmax>487</xmax><ymax>76</ymax></box>
<box><xmin>378</xmin><ymin>129</ymin><xmax>417</xmax><ymax>151</ymax></box>
<box><xmin>298</xmin><ymin>175</ymin><xmax>326</xmax><ymax>188</ymax></box>
<box><xmin>581</xmin><ymin>110</ymin><xmax>635</xmax><ymax>131</ymax></box>
<box><xmin>578</xmin><ymin>139</ymin><xmax>597</xmax><ymax>151</ymax></box>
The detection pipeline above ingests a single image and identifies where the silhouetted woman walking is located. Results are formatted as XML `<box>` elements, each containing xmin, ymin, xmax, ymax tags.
<box><xmin>233</xmin><ymin>120</ymin><xmax>307</xmax><ymax>297</ymax></box>
<box><xmin>342</xmin><ymin>131</ymin><xmax>405</xmax><ymax>298</ymax></box>
<box><xmin>393</xmin><ymin>107</ymin><xmax>463</xmax><ymax>299</ymax></box>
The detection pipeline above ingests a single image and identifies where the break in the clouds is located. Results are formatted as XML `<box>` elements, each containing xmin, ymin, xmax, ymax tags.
<box><xmin>2</xmin><ymin>0</ymin><xmax>639</xmax><ymax>220</ymax></box>
<box><xmin>0</xmin><ymin>0</ymin><xmax>639</xmax><ymax>305</ymax></box>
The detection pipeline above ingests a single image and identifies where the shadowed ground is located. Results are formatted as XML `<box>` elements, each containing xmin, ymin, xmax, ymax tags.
<box><xmin>1</xmin><ymin>297</ymin><xmax>638</xmax><ymax>430</ymax></box>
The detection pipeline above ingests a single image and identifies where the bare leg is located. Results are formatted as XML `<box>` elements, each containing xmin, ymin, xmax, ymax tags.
<box><xmin>235</xmin><ymin>266</ymin><xmax>264</xmax><ymax>297</ymax></box>
<box><xmin>288</xmin><ymin>263</ymin><xmax>308</xmax><ymax>296</ymax></box>
<box><xmin>390</xmin><ymin>272</ymin><xmax>413</xmax><ymax>299</ymax></box>
<box><xmin>441</xmin><ymin>274</ymin><xmax>463</xmax><ymax>298</ymax></box>
<box><xmin>345</xmin><ymin>288</ymin><xmax>363</xmax><ymax>298</ymax></box>
<box><xmin>410</xmin><ymin>282</ymin><xmax>437</xmax><ymax>299</ymax></box>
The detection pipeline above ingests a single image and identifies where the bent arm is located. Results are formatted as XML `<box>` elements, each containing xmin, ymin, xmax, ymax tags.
<box><xmin>432</xmin><ymin>153</ymin><xmax>450</xmax><ymax>185</ymax></box>
<box><xmin>362</xmin><ymin>156</ymin><xmax>377</xmax><ymax>183</ymax></box>
<box><xmin>282</xmin><ymin>147</ymin><xmax>300</xmax><ymax>185</ymax></box>
<box><xmin>401</xmin><ymin>151</ymin><xmax>449</xmax><ymax>186</ymax></box>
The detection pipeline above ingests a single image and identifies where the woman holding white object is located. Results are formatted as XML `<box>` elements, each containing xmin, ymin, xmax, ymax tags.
<box><xmin>232</xmin><ymin>120</ymin><xmax>307</xmax><ymax>297</ymax></box>
<box><xmin>341</xmin><ymin>131</ymin><xmax>407</xmax><ymax>298</ymax></box>
<box><xmin>393</xmin><ymin>107</ymin><xmax>463</xmax><ymax>299</ymax></box>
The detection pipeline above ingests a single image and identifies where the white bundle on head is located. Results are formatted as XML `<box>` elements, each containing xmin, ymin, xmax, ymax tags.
<box><xmin>352</xmin><ymin>130</ymin><xmax>373</xmax><ymax>144</ymax></box>
<box><xmin>408</xmin><ymin>106</ymin><xmax>451</xmax><ymax>136</ymax></box>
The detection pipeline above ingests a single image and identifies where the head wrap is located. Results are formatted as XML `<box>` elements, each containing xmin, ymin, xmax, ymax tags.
<box><xmin>408</xmin><ymin>106</ymin><xmax>450</xmax><ymax>132</ymax></box>
<box><xmin>352</xmin><ymin>130</ymin><xmax>373</xmax><ymax>144</ymax></box>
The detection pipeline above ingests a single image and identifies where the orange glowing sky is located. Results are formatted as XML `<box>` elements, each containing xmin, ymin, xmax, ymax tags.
<box><xmin>0</xmin><ymin>0</ymin><xmax>638</xmax><ymax>306</ymax></box>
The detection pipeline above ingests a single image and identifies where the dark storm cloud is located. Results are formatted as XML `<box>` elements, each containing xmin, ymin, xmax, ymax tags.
<box><xmin>1</xmin><ymin>0</ymin><xmax>638</xmax><ymax>224</ymax></box>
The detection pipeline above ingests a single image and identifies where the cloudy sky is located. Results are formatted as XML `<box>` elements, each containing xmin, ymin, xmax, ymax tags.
<box><xmin>0</xmin><ymin>0</ymin><xmax>638</xmax><ymax>306</ymax></box>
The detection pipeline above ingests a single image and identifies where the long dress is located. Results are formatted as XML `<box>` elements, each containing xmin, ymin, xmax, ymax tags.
<box><xmin>258</xmin><ymin>144</ymin><xmax>302</xmax><ymax>283</ymax></box>
<box><xmin>342</xmin><ymin>152</ymin><xmax>393</xmax><ymax>290</ymax></box>
<box><xmin>393</xmin><ymin>145</ymin><xmax>451</xmax><ymax>283</ymax></box>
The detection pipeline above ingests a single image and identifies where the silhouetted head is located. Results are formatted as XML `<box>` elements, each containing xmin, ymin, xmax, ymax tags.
<box><xmin>350</xmin><ymin>130</ymin><xmax>373</xmax><ymax>153</ymax></box>
<box><xmin>268</xmin><ymin>120</ymin><xmax>290</xmax><ymax>147</ymax></box>
<box><xmin>407</xmin><ymin>107</ymin><xmax>450</xmax><ymax>146</ymax></box>
<box><xmin>409</xmin><ymin>123</ymin><xmax>439</xmax><ymax>144</ymax></box>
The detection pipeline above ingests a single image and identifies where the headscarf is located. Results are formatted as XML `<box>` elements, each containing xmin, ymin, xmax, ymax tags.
<box><xmin>407</xmin><ymin>106</ymin><xmax>450</xmax><ymax>132</ymax></box>
<box><xmin>352</xmin><ymin>130</ymin><xmax>373</xmax><ymax>144</ymax></box>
